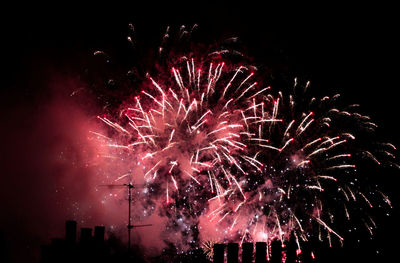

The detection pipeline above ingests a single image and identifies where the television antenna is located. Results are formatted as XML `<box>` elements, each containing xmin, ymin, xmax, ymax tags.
<box><xmin>98</xmin><ymin>182</ymin><xmax>152</xmax><ymax>251</ymax></box>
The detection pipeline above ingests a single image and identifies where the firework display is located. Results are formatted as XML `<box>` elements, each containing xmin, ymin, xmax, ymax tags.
<box><xmin>89</xmin><ymin>24</ymin><xmax>397</xmax><ymax>255</ymax></box>
<box><xmin>207</xmin><ymin>79</ymin><xmax>397</xmax><ymax>250</ymax></box>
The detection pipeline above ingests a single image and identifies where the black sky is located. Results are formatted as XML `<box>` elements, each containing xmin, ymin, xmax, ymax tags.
<box><xmin>4</xmin><ymin>3</ymin><xmax>400</xmax><ymax>132</ymax></box>
<box><xmin>2</xmin><ymin>2</ymin><xmax>399</xmax><ymax>262</ymax></box>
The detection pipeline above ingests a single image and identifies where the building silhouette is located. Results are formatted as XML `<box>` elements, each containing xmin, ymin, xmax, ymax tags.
<box><xmin>40</xmin><ymin>221</ymin><xmax>364</xmax><ymax>263</ymax></box>
<box><xmin>40</xmin><ymin>220</ymin><xmax>148</xmax><ymax>263</ymax></box>
<box><xmin>213</xmin><ymin>239</ymin><xmax>314</xmax><ymax>263</ymax></box>
<box><xmin>40</xmin><ymin>220</ymin><xmax>209</xmax><ymax>263</ymax></box>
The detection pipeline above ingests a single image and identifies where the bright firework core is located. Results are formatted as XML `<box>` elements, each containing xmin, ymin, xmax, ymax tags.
<box><xmin>92</xmin><ymin>52</ymin><xmax>395</xmax><ymax>253</ymax></box>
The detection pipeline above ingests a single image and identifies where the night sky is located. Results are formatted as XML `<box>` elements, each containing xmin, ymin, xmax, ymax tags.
<box><xmin>2</xmin><ymin>2</ymin><xmax>399</xmax><ymax>262</ymax></box>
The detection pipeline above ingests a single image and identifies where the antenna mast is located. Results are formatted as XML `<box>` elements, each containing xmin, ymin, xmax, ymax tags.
<box><xmin>126</xmin><ymin>183</ymin><xmax>134</xmax><ymax>251</ymax></box>
<box><xmin>98</xmin><ymin>182</ymin><xmax>151</xmax><ymax>252</ymax></box>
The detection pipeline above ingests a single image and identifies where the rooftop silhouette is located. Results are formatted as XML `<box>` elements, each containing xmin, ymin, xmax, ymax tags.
<box><xmin>39</xmin><ymin>220</ymin><xmax>391</xmax><ymax>263</ymax></box>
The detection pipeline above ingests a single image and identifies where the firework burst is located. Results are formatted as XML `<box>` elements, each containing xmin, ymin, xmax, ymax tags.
<box><xmin>87</xmin><ymin>24</ymin><xmax>397</xmax><ymax>255</ymax></box>
<box><xmin>201</xmin><ymin>239</ymin><xmax>217</xmax><ymax>260</ymax></box>
<box><xmin>92</xmin><ymin>44</ymin><xmax>270</xmax><ymax>249</ymax></box>
<box><xmin>95</xmin><ymin>58</ymin><xmax>263</xmax><ymax>202</ymax></box>
<box><xmin>207</xmin><ymin>78</ymin><xmax>397</xmax><ymax>250</ymax></box>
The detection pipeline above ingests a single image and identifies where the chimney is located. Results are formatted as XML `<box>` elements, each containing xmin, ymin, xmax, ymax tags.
<box><xmin>65</xmin><ymin>220</ymin><xmax>77</xmax><ymax>243</ymax></box>
<box><xmin>227</xmin><ymin>243</ymin><xmax>238</xmax><ymax>263</ymax></box>
<box><xmin>213</xmin><ymin>243</ymin><xmax>225</xmax><ymax>263</ymax></box>
<box><xmin>241</xmin><ymin>243</ymin><xmax>253</xmax><ymax>263</ymax></box>
<box><xmin>255</xmin><ymin>242</ymin><xmax>267</xmax><ymax>263</ymax></box>
<box><xmin>285</xmin><ymin>233</ymin><xmax>297</xmax><ymax>263</ymax></box>
<box><xmin>270</xmin><ymin>240</ymin><xmax>282</xmax><ymax>263</ymax></box>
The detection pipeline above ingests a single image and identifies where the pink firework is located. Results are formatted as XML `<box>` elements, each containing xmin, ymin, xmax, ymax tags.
<box><xmin>92</xmin><ymin>56</ymin><xmax>269</xmax><ymax>231</ymax></box>
<box><xmin>203</xmin><ymin>79</ymin><xmax>397</xmax><ymax>251</ymax></box>
<box><xmin>87</xmin><ymin>25</ymin><xmax>397</xmax><ymax>255</ymax></box>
